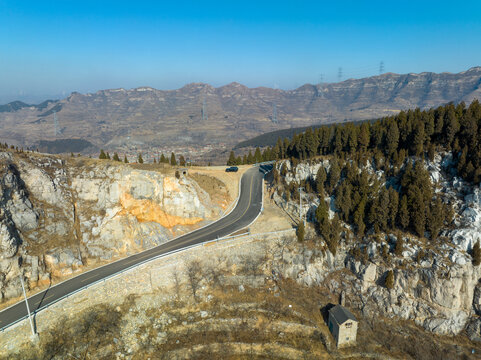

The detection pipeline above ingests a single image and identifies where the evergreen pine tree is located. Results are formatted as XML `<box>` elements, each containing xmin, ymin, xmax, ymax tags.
<box><xmin>247</xmin><ymin>150</ymin><xmax>254</xmax><ymax>164</ymax></box>
<box><xmin>386</xmin><ymin>120</ymin><xmax>400</xmax><ymax>156</ymax></box>
<box><xmin>296</xmin><ymin>221</ymin><xmax>305</xmax><ymax>242</ymax></box>
<box><xmin>387</xmin><ymin>187</ymin><xmax>399</xmax><ymax>229</ymax></box>
<box><xmin>398</xmin><ymin>195</ymin><xmax>409</xmax><ymax>230</ymax></box>
<box><xmin>394</xmin><ymin>233</ymin><xmax>404</xmax><ymax>256</ymax></box>
<box><xmin>170</xmin><ymin>152</ymin><xmax>177</xmax><ymax>166</ymax></box>
<box><xmin>227</xmin><ymin>151</ymin><xmax>236</xmax><ymax>166</ymax></box>
<box><xmin>315</xmin><ymin>197</ymin><xmax>330</xmax><ymax>239</ymax></box>
<box><xmin>99</xmin><ymin>149</ymin><xmax>107</xmax><ymax>159</ymax></box>
<box><xmin>106</xmin><ymin>152</ymin><xmax>111</xmax><ymax>160</ymax></box>
<box><xmin>411</xmin><ymin>187</ymin><xmax>426</xmax><ymax>237</ymax></box>
<box><xmin>335</xmin><ymin>181</ymin><xmax>352</xmax><ymax>222</ymax></box>
<box><xmin>113</xmin><ymin>152</ymin><xmax>120</xmax><ymax>162</ymax></box>
<box><xmin>179</xmin><ymin>155</ymin><xmax>186</xmax><ymax>166</ymax></box>
<box><xmin>124</xmin><ymin>155</ymin><xmax>128</xmax><ymax>163</ymax></box>
<box><xmin>412</xmin><ymin>120</ymin><xmax>425</xmax><ymax>156</ymax></box>
<box><xmin>353</xmin><ymin>197</ymin><xmax>367</xmax><ymax>236</ymax></box>
<box><xmin>427</xmin><ymin>197</ymin><xmax>444</xmax><ymax>240</ymax></box>
<box><xmin>327</xmin><ymin>214</ymin><xmax>341</xmax><ymax>255</ymax></box>
<box><xmin>138</xmin><ymin>153</ymin><xmax>144</xmax><ymax>164</ymax></box>
<box><xmin>327</xmin><ymin>157</ymin><xmax>340</xmax><ymax>192</ymax></box>
<box><xmin>445</xmin><ymin>108</ymin><xmax>460</xmax><ymax>149</ymax></box>
<box><xmin>160</xmin><ymin>153</ymin><xmax>167</xmax><ymax>163</ymax></box>
<box><xmin>358</xmin><ymin>122</ymin><xmax>370</xmax><ymax>153</ymax></box>
<box><xmin>315</xmin><ymin>166</ymin><xmax>327</xmax><ymax>194</ymax></box>
<box><xmin>153</xmin><ymin>157</ymin><xmax>157</xmax><ymax>164</ymax></box>
<box><xmin>254</xmin><ymin>147</ymin><xmax>262</xmax><ymax>163</ymax></box>
<box><xmin>427</xmin><ymin>143</ymin><xmax>436</xmax><ymax>161</ymax></box>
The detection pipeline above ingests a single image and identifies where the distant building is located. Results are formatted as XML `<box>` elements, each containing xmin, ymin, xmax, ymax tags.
<box><xmin>328</xmin><ymin>304</ymin><xmax>358</xmax><ymax>348</ymax></box>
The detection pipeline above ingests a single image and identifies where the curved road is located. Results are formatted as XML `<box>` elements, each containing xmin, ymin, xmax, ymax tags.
<box><xmin>0</xmin><ymin>164</ymin><xmax>272</xmax><ymax>332</ymax></box>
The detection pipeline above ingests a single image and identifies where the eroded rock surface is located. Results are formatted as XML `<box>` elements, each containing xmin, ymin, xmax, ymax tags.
<box><xmin>0</xmin><ymin>151</ymin><xmax>224</xmax><ymax>303</ymax></box>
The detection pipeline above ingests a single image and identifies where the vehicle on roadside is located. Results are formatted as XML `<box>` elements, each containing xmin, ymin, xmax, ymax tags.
<box><xmin>225</xmin><ymin>166</ymin><xmax>239</xmax><ymax>172</ymax></box>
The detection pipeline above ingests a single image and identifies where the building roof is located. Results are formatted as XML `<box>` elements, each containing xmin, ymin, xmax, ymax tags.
<box><xmin>329</xmin><ymin>305</ymin><xmax>357</xmax><ymax>325</ymax></box>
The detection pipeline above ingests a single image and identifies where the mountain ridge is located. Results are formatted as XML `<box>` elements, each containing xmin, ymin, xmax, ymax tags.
<box><xmin>1</xmin><ymin>67</ymin><xmax>480</xmax><ymax>150</ymax></box>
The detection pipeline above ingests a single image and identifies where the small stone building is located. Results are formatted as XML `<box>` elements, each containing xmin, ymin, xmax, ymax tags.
<box><xmin>328</xmin><ymin>304</ymin><xmax>358</xmax><ymax>348</ymax></box>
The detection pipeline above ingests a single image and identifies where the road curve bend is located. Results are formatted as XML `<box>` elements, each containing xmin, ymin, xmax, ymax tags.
<box><xmin>0</xmin><ymin>164</ymin><xmax>272</xmax><ymax>332</ymax></box>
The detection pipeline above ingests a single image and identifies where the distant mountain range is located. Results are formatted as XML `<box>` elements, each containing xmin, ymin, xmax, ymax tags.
<box><xmin>1</xmin><ymin>67</ymin><xmax>480</xmax><ymax>151</ymax></box>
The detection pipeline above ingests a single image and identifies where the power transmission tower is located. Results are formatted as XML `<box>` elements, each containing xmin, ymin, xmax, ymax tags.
<box><xmin>319</xmin><ymin>74</ymin><xmax>324</xmax><ymax>83</ymax></box>
<box><xmin>202</xmin><ymin>99</ymin><xmax>208</xmax><ymax>121</ymax></box>
<box><xmin>379</xmin><ymin>61</ymin><xmax>385</xmax><ymax>74</ymax></box>
<box><xmin>337</xmin><ymin>67</ymin><xmax>343</xmax><ymax>82</ymax></box>
<box><xmin>272</xmin><ymin>103</ymin><xmax>278</xmax><ymax>124</ymax></box>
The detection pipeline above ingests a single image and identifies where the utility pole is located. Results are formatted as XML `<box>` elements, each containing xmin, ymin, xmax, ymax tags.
<box><xmin>20</xmin><ymin>275</ymin><xmax>36</xmax><ymax>337</ymax></box>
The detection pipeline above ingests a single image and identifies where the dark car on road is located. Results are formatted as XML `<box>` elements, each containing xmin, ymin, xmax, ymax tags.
<box><xmin>225</xmin><ymin>166</ymin><xmax>239</xmax><ymax>172</ymax></box>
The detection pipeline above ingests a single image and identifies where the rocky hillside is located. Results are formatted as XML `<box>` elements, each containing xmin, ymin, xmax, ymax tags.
<box><xmin>0</xmin><ymin>150</ymin><xmax>226</xmax><ymax>304</ymax></box>
<box><xmin>4</xmin><ymin>225</ymin><xmax>479</xmax><ymax>359</ymax></box>
<box><xmin>270</xmin><ymin>153</ymin><xmax>481</xmax><ymax>340</ymax></box>
<box><xmin>1</xmin><ymin>67</ymin><xmax>481</xmax><ymax>150</ymax></box>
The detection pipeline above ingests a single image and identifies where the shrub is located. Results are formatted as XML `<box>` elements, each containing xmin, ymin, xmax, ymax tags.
<box><xmin>296</xmin><ymin>222</ymin><xmax>305</xmax><ymax>242</ymax></box>
<box><xmin>385</xmin><ymin>270</ymin><xmax>394</xmax><ymax>289</ymax></box>
<box><xmin>394</xmin><ymin>233</ymin><xmax>404</xmax><ymax>256</ymax></box>
<box><xmin>472</xmin><ymin>241</ymin><xmax>481</xmax><ymax>266</ymax></box>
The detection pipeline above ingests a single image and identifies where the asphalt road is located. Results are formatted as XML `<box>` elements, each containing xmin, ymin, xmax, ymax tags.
<box><xmin>0</xmin><ymin>164</ymin><xmax>271</xmax><ymax>332</ymax></box>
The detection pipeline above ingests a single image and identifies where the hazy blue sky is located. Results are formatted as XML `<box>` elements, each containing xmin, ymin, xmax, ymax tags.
<box><xmin>1</xmin><ymin>0</ymin><xmax>480</xmax><ymax>103</ymax></box>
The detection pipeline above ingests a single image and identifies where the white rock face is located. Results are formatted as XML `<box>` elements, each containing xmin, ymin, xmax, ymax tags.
<box><xmin>0</xmin><ymin>219</ymin><xmax>19</xmax><ymax>259</ymax></box>
<box><xmin>0</xmin><ymin>152</ymin><xmax>222</xmax><ymax>302</ymax></box>
<box><xmin>279</xmin><ymin>160</ymin><xmax>328</xmax><ymax>185</ymax></box>
<box><xmin>451</xmin><ymin>187</ymin><xmax>481</xmax><ymax>252</ymax></box>
<box><xmin>274</xmin><ymin>154</ymin><xmax>481</xmax><ymax>337</ymax></box>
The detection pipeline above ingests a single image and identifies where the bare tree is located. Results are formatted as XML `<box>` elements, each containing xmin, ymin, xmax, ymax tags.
<box><xmin>301</xmin><ymin>244</ymin><xmax>310</xmax><ymax>272</ymax></box>
<box><xmin>186</xmin><ymin>260</ymin><xmax>202</xmax><ymax>302</ymax></box>
<box><xmin>171</xmin><ymin>267</ymin><xmax>182</xmax><ymax>303</ymax></box>
<box><xmin>275</xmin><ymin>235</ymin><xmax>294</xmax><ymax>263</ymax></box>
<box><xmin>205</xmin><ymin>256</ymin><xmax>224</xmax><ymax>291</ymax></box>
<box><xmin>240</xmin><ymin>254</ymin><xmax>262</xmax><ymax>275</ymax></box>
<box><xmin>271</xmin><ymin>235</ymin><xmax>294</xmax><ymax>275</ymax></box>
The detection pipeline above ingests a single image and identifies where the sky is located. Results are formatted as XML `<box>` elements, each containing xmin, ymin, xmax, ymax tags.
<box><xmin>1</xmin><ymin>0</ymin><xmax>481</xmax><ymax>103</ymax></box>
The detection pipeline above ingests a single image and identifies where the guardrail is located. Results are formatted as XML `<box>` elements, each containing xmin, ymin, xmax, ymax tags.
<box><xmin>0</xmin><ymin>166</ymin><xmax>278</xmax><ymax>334</ymax></box>
<box><xmin>0</xmin><ymin>227</ymin><xmax>295</xmax><ymax>333</ymax></box>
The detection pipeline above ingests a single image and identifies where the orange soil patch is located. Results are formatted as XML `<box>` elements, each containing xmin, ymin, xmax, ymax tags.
<box><xmin>119</xmin><ymin>192</ymin><xmax>203</xmax><ymax>228</ymax></box>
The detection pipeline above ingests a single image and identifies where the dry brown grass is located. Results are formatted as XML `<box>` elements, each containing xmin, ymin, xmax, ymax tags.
<box><xmin>190</xmin><ymin>172</ymin><xmax>230</xmax><ymax>207</ymax></box>
<box><xmin>6</xmin><ymin>261</ymin><xmax>481</xmax><ymax>360</ymax></box>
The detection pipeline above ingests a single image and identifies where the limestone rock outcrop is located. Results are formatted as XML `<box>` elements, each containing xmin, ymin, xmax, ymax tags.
<box><xmin>273</xmin><ymin>154</ymin><xmax>481</xmax><ymax>337</ymax></box>
<box><xmin>0</xmin><ymin>151</ymin><xmax>224</xmax><ymax>303</ymax></box>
